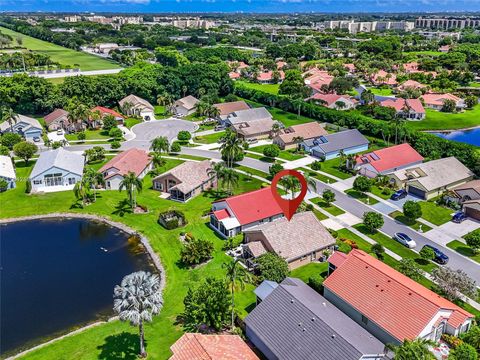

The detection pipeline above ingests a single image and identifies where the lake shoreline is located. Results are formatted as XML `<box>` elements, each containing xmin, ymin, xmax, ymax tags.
<box><xmin>423</xmin><ymin>124</ymin><xmax>480</xmax><ymax>133</ymax></box>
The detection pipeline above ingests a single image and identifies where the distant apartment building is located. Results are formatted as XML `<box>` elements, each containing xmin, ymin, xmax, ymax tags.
<box><xmin>321</xmin><ymin>20</ymin><xmax>413</xmax><ymax>34</ymax></box>
<box><xmin>112</xmin><ymin>16</ymin><xmax>143</xmax><ymax>25</ymax></box>
<box><xmin>85</xmin><ymin>15</ymin><xmax>112</xmax><ymax>24</ymax></box>
<box><xmin>415</xmin><ymin>17</ymin><xmax>480</xmax><ymax>29</ymax></box>
<box><xmin>64</xmin><ymin>15</ymin><xmax>81</xmax><ymax>23</ymax></box>
<box><xmin>172</xmin><ymin>17</ymin><xmax>214</xmax><ymax>29</ymax></box>
<box><xmin>416</xmin><ymin>31</ymin><xmax>462</xmax><ymax>40</ymax></box>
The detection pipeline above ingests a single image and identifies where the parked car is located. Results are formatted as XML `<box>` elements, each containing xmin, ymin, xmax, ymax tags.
<box><xmin>214</xmin><ymin>125</ymin><xmax>224</xmax><ymax>132</ymax></box>
<box><xmin>33</xmin><ymin>137</ymin><xmax>40</xmax><ymax>142</ymax></box>
<box><xmin>394</xmin><ymin>232</ymin><xmax>417</xmax><ymax>248</ymax></box>
<box><xmin>56</xmin><ymin>129</ymin><xmax>63</xmax><ymax>135</ymax></box>
<box><xmin>390</xmin><ymin>189</ymin><xmax>407</xmax><ymax>201</ymax></box>
<box><xmin>452</xmin><ymin>211</ymin><xmax>467</xmax><ymax>223</ymax></box>
<box><xmin>421</xmin><ymin>244</ymin><xmax>449</xmax><ymax>265</ymax></box>
<box><xmin>246</xmin><ymin>138</ymin><xmax>258</xmax><ymax>144</ymax></box>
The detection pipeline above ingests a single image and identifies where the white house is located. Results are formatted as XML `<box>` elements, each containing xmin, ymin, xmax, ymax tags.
<box><xmin>0</xmin><ymin>115</ymin><xmax>43</xmax><ymax>141</ymax></box>
<box><xmin>30</xmin><ymin>148</ymin><xmax>84</xmax><ymax>193</ymax></box>
<box><xmin>173</xmin><ymin>95</ymin><xmax>200</xmax><ymax>117</ymax></box>
<box><xmin>0</xmin><ymin>155</ymin><xmax>16</xmax><ymax>190</ymax></box>
<box><xmin>118</xmin><ymin>94</ymin><xmax>155</xmax><ymax>121</ymax></box>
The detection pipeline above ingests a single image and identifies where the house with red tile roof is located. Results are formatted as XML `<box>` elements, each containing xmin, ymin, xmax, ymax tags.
<box><xmin>303</xmin><ymin>68</ymin><xmax>334</xmax><ymax>94</ymax></box>
<box><xmin>44</xmin><ymin>109</ymin><xmax>70</xmax><ymax>132</ymax></box>
<box><xmin>91</xmin><ymin>106</ymin><xmax>124</xmax><ymax>124</ymax></box>
<box><xmin>256</xmin><ymin>70</ymin><xmax>285</xmax><ymax>84</ymax></box>
<box><xmin>421</xmin><ymin>93</ymin><xmax>466</xmax><ymax>111</ymax></box>
<box><xmin>228</xmin><ymin>71</ymin><xmax>241</xmax><ymax>80</ymax></box>
<box><xmin>308</xmin><ymin>93</ymin><xmax>358</xmax><ymax>110</ymax></box>
<box><xmin>402</xmin><ymin>62</ymin><xmax>420</xmax><ymax>73</ymax></box>
<box><xmin>273</xmin><ymin>122</ymin><xmax>328</xmax><ymax>150</ymax></box>
<box><xmin>170</xmin><ymin>333</ymin><xmax>259</xmax><ymax>360</ymax></box>
<box><xmin>397</xmin><ymin>80</ymin><xmax>426</xmax><ymax>92</ymax></box>
<box><xmin>99</xmin><ymin>148</ymin><xmax>152</xmax><ymax>190</ymax></box>
<box><xmin>379</xmin><ymin>98</ymin><xmax>426</xmax><ymax>120</ymax></box>
<box><xmin>355</xmin><ymin>143</ymin><xmax>424</xmax><ymax>177</ymax></box>
<box><xmin>210</xmin><ymin>187</ymin><xmax>284</xmax><ymax>238</ymax></box>
<box><xmin>323</xmin><ymin>250</ymin><xmax>474</xmax><ymax>345</ymax></box>
<box><xmin>344</xmin><ymin>63</ymin><xmax>356</xmax><ymax>73</ymax></box>
<box><xmin>370</xmin><ymin>70</ymin><xmax>397</xmax><ymax>86</ymax></box>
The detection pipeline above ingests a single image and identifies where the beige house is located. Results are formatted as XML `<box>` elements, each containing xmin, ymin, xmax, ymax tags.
<box><xmin>119</xmin><ymin>94</ymin><xmax>155</xmax><ymax>121</ymax></box>
<box><xmin>243</xmin><ymin>211</ymin><xmax>336</xmax><ymax>270</ymax></box>
<box><xmin>44</xmin><ymin>109</ymin><xmax>70</xmax><ymax>131</ymax></box>
<box><xmin>452</xmin><ymin>180</ymin><xmax>480</xmax><ymax>221</ymax></box>
<box><xmin>232</xmin><ymin>118</ymin><xmax>276</xmax><ymax>140</ymax></box>
<box><xmin>173</xmin><ymin>95</ymin><xmax>199</xmax><ymax>117</ymax></box>
<box><xmin>152</xmin><ymin>160</ymin><xmax>216</xmax><ymax>202</ymax></box>
<box><xmin>389</xmin><ymin>157</ymin><xmax>474</xmax><ymax>200</ymax></box>
<box><xmin>273</xmin><ymin>122</ymin><xmax>328</xmax><ymax>150</ymax></box>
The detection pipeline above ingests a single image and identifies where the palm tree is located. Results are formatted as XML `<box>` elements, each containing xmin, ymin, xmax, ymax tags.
<box><xmin>387</xmin><ymin>339</ymin><xmax>436</xmax><ymax>360</ymax></box>
<box><xmin>84</xmin><ymin>167</ymin><xmax>104</xmax><ymax>202</ymax></box>
<box><xmin>292</xmin><ymin>136</ymin><xmax>304</xmax><ymax>152</ymax></box>
<box><xmin>2</xmin><ymin>108</ymin><xmax>18</xmax><ymax>131</ymax></box>
<box><xmin>73</xmin><ymin>176</ymin><xmax>91</xmax><ymax>206</ymax></box>
<box><xmin>121</xmin><ymin>101</ymin><xmax>134</xmax><ymax>116</ymax></box>
<box><xmin>207</xmin><ymin>161</ymin><xmax>226</xmax><ymax>192</ymax></box>
<box><xmin>150</xmin><ymin>152</ymin><xmax>165</xmax><ymax>168</ymax></box>
<box><xmin>220</xmin><ymin>168</ymin><xmax>239</xmax><ymax>194</ymax></box>
<box><xmin>150</xmin><ymin>136</ymin><xmax>169</xmax><ymax>154</ymax></box>
<box><xmin>345</xmin><ymin>153</ymin><xmax>356</xmax><ymax>171</ymax></box>
<box><xmin>271</xmin><ymin>123</ymin><xmax>281</xmax><ymax>138</ymax></box>
<box><xmin>113</xmin><ymin>271</ymin><xmax>163</xmax><ymax>358</ymax></box>
<box><xmin>220</xmin><ymin>131</ymin><xmax>244</xmax><ymax>168</ymax></box>
<box><xmin>119</xmin><ymin>171</ymin><xmax>143</xmax><ymax>210</ymax></box>
<box><xmin>360</xmin><ymin>89</ymin><xmax>375</xmax><ymax>105</ymax></box>
<box><xmin>280</xmin><ymin>175</ymin><xmax>301</xmax><ymax>199</ymax></box>
<box><xmin>157</xmin><ymin>92</ymin><xmax>174</xmax><ymax>115</ymax></box>
<box><xmin>207</xmin><ymin>105</ymin><xmax>220</xmax><ymax>120</ymax></box>
<box><xmin>223</xmin><ymin>259</ymin><xmax>252</xmax><ymax>329</ymax></box>
<box><xmin>89</xmin><ymin>109</ymin><xmax>102</xmax><ymax>129</ymax></box>
<box><xmin>303</xmin><ymin>172</ymin><xmax>318</xmax><ymax>193</ymax></box>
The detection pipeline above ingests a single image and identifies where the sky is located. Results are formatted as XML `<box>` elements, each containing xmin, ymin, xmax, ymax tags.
<box><xmin>1</xmin><ymin>0</ymin><xmax>480</xmax><ymax>13</ymax></box>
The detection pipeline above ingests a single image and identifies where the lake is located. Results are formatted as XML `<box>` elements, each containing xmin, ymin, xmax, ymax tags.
<box><xmin>432</xmin><ymin>127</ymin><xmax>480</xmax><ymax>147</ymax></box>
<box><xmin>0</xmin><ymin>218</ymin><xmax>155</xmax><ymax>356</ymax></box>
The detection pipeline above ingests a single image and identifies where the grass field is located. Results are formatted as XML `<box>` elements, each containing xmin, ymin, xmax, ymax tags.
<box><xmin>243</xmin><ymin>99</ymin><xmax>315</xmax><ymax>128</ymax></box>
<box><xmin>406</xmin><ymin>105</ymin><xmax>480</xmax><ymax>131</ymax></box>
<box><xmin>389</xmin><ymin>210</ymin><xmax>433</xmax><ymax>233</ymax></box>
<box><xmin>65</xmin><ymin>129</ymin><xmax>111</xmax><ymax>141</ymax></box>
<box><xmin>193</xmin><ymin>131</ymin><xmax>225</xmax><ymax>144</ymax></box>
<box><xmin>319</xmin><ymin>157</ymin><xmax>353</xmax><ymax>180</ymax></box>
<box><xmin>418</xmin><ymin>201</ymin><xmax>453</xmax><ymax>226</ymax></box>
<box><xmin>370</xmin><ymin>87</ymin><xmax>394</xmax><ymax>96</ymax></box>
<box><xmin>236</xmin><ymin>81</ymin><xmax>280</xmax><ymax>95</ymax></box>
<box><xmin>249</xmin><ymin>144</ymin><xmax>304</xmax><ymax>161</ymax></box>
<box><xmin>310</xmin><ymin>197</ymin><xmax>345</xmax><ymax>216</ymax></box>
<box><xmin>370</xmin><ymin>185</ymin><xmax>392</xmax><ymax>200</ymax></box>
<box><xmin>446</xmin><ymin>240</ymin><xmax>480</xmax><ymax>264</ymax></box>
<box><xmin>0</xmin><ymin>27</ymin><xmax>120</xmax><ymax>71</ymax></box>
<box><xmin>345</xmin><ymin>189</ymin><xmax>379</xmax><ymax>205</ymax></box>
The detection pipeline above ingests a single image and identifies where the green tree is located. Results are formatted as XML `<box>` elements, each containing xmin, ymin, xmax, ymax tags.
<box><xmin>151</xmin><ymin>136</ymin><xmax>169</xmax><ymax>154</ymax></box>
<box><xmin>180</xmin><ymin>238</ymin><xmax>214</xmax><ymax>265</ymax></box>
<box><xmin>397</xmin><ymin>258</ymin><xmax>423</xmax><ymax>281</ymax></box>
<box><xmin>403</xmin><ymin>200</ymin><xmax>422</xmax><ymax>221</ymax></box>
<box><xmin>0</xmin><ymin>133</ymin><xmax>22</xmax><ymax>149</ymax></box>
<box><xmin>207</xmin><ymin>161</ymin><xmax>226</xmax><ymax>192</ymax></box>
<box><xmin>269</xmin><ymin>163</ymin><xmax>284</xmax><ymax>178</ymax></box>
<box><xmin>83</xmin><ymin>167</ymin><xmax>104</xmax><ymax>202</ymax></box>
<box><xmin>223</xmin><ymin>259</ymin><xmax>252</xmax><ymax>329</ymax></box>
<box><xmin>360</xmin><ymin>89</ymin><xmax>375</xmax><ymax>105</ymax></box>
<box><xmin>170</xmin><ymin>142</ymin><xmax>181</xmax><ymax>153</ymax></box>
<box><xmin>448</xmin><ymin>343</ymin><xmax>477</xmax><ymax>360</ymax></box>
<box><xmin>388</xmin><ymin>339</ymin><xmax>435</xmax><ymax>360</ymax></box>
<box><xmin>279</xmin><ymin>69</ymin><xmax>308</xmax><ymax>97</ymax></box>
<box><xmin>151</xmin><ymin>152</ymin><xmax>166</xmax><ymax>169</ymax></box>
<box><xmin>465</xmin><ymin>230</ymin><xmax>480</xmax><ymax>254</ymax></box>
<box><xmin>419</xmin><ymin>246</ymin><xmax>436</xmax><ymax>262</ymax></box>
<box><xmin>102</xmin><ymin>115</ymin><xmax>118</xmax><ymax>131</ymax></box>
<box><xmin>77</xmin><ymin>131</ymin><xmax>86</xmax><ymax>141</ymax></box>
<box><xmin>220</xmin><ymin>167</ymin><xmax>239</xmax><ymax>194</ymax></box>
<box><xmin>119</xmin><ymin>171</ymin><xmax>143</xmax><ymax>210</ymax></box>
<box><xmin>177</xmin><ymin>130</ymin><xmax>191</xmax><ymax>141</ymax></box>
<box><xmin>0</xmin><ymin>145</ymin><xmax>9</xmax><ymax>156</ymax></box>
<box><xmin>280</xmin><ymin>175</ymin><xmax>301</xmax><ymax>199</ymax></box>
<box><xmin>310</xmin><ymin>161</ymin><xmax>322</xmax><ymax>171</ymax></box>
<box><xmin>262</xmin><ymin>144</ymin><xmax>280</xmax><ymax>158</ymax></box>
<box><xmin>353</xmin><ymin>176</ymin><xmax>372</xmax><ymax>193</ymax></box>
<box><xmin>113</xmin><ymin>271</ymin><xmax>163</xmax><ymax>358</ymax></box>
<box><xmin>84</xmin><ymin>146</ymin><xmax>105</xmax><ymax>163</ymax></box>
<box><xmin>256</xmin><ymin>253</ymin><xmax>289</xmax><ymax>283</ymax></box>
<box><xmin>183</xmin><ymin>277</ymin><xmax>231</xmax><ymax>331</ymax></box>
<box><xmin>322</xmin><ymin>189</ymin><xmax>336</xmax><ymax>205</ymax></box>
<box><xmin>154</xmin><ymin>47</ymin><xmax>189</xmax><ymax>67</ymax></box>
<box><xmin>464</xmin><ymin>95</ymin><xmax>478</xmax><ymax>109</ymax></box>
<box><xmin>13</xmin><ymin>141</ymin><xmax>37</xmax><ymax>165</ymax></box>
<box><xmin>220</xmin><ymin>130</ymin><xmax>244</xmax><ymax>167</ymax></box>
<box><xmin>371</xmin><ymin>243</ymin><xmax>385</xmax><ymax>260</ymax></box>
<box><xmin>363</xmin><ymin>211</ymin><xmax>384</xmax><ymax>233</ymax></box>
<box><xmin>460</xmin><ymin>325</ymin><xmax>480</xmax><ymax>352</ymax></box>
<box><xmin>109</xmin><ymin>127</ymin><xmax>123</xmax><ymax>139</ymax></box>
<box><xmin>442</xmin><ymin>99</ymin><xmax>457</xmax><ymax>113</ymax></box>
<box><xmin>73</xmin><ymin>176</ymin><xmax>91</xmax><ymax>207</ymax></box>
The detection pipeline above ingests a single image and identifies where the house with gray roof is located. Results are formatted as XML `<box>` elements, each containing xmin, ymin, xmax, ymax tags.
<box><xmin>302</xmin><ymin>129</ymin><xmax>369</xmax><ymax>160</ymax></box>
<box><xmin>0</xmin><ymin>155</ymin><xmax>16</xmax><ymax>190</ymax></box>
<box><xmin>245</xmin><ymin>277</ymin><xmax>387</xmax><ymax>360</ymax></box>
<box><xmin>30</xmin><ymin>148</ymin><xmax>84</xmax><ymax>193</ymax></box>
<box><xmin>173</xmin><ymin>95</ymin><xmax>200</xmax><ymax>117</ymax></box>
<box><xmin>223</xmin><ymin>107</ymin><xmax>273</xmax><ymax>126</ymax></box>
<box><xmin>0</xmin><ymin>114</ymin><xmax>43</xmax><ymax>141</ymax></box>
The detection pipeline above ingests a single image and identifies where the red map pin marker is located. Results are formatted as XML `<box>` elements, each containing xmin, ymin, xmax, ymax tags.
<box><xmin>270</xmin><ymin>169</ymin><xmax>308</xmax><ymax>221</ymax></box>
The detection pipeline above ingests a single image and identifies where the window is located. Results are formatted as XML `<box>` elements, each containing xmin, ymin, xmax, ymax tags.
<box><xmin>68</xmin><ymin>178</ymin><xmax>76</xmax><ymax>185</ymax></box>
<box><xmin>361</xmin><ymin>315</ymin><xmax>369</xmax><ymax>325</ymax></box>
<box><xmin>33</xmin><ymin>180</ymin><xmax>42</xmax><ymax>185</ymax></box>
<box><xmin>44</xmin><ymin>173</ymin><xmax>63</xmax><ymax>187</ymax></box>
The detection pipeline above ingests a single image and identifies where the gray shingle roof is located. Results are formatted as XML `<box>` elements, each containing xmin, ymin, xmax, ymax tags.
<box><xmin>0</xmin><ymin>114</ymin><xmax>42</xmax><ymax>132</ymax></box>
<box><xmin>245</xmin><ymin>278</ymin><xmax>386</xmax><ymax>360</ymax></box>
<box><xmin>227</xmin><ymin>107</ymin><xmax>272</xmax><ymax>125</ymax></box>
<box><xmin>30</xmin><ymin>148</ymin><xmax>85</xmax><ymax>178</ymax></box>
<box><xmin>307</xmin><ymin>129</ymin><xmax>369</xmax><ymax>155</ymax></box>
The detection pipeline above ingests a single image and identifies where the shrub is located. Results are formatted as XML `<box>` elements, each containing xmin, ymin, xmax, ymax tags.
<box><xmin>371</xmin><ymin>243</ymin><xmax>385</xmax><ymax>259</ymax></box>
<box><xmin>77</xmin><ymin>131</ymin><xmax>86</xmax><ymax>141</ymax></box>
<box><xmin>465</xmin><ymin>230</ymin><xmax>480</xmax><ymax>254</ymax></box>
<box><xmin>419</xmin><ymin>246</ymin><xmax>435</xmax><ymax>261</ymax></box>
<box><xmin>353</xmin><ymin>176</ymin><xmax>372</xmax><ymax>193</ymax></box>
<box><xmin>441</xmin><ymin>334</ymin><xmax>463</xmax><ymax>349</ymax></box>
<box><xmin>256</xmin><ymin>253</ymin><xmax>289</xmax><ymax>283</ymax></box>
<box><xmin>110</xmin><ymin>141</ymin><xmax>121</xmax><ymax>149</ymax></box>
<box><xmin>102</xmin><ymin>116</ymin><xmax>117</xmax><ymax>131</ymax></box>
<box><xmin>460</xmin><ymin>325</ymin><xmax>480</xmax><ymax>352</ymax></box>
<box><xmin>381</xmin><ymin>187</ymin><xmax>391</xmax><ymax>196</ymax></box>
<box><xmin>177</xmin><ymin>130</ymin><xmax>191</xmax><ymax>141</ymax></box>
<box><xmin>308</xmin><ymin>275</ymin><xmax>324</xmax><ymax>293</ymax></box>
<box><xmin>363</xmin><ymin>211</ymin><xmax>384</xmax><ymax>232</ymax></box>
<box><xmin>269</xmin><ymin>163</ymin><xmax>284</xmax><ymax>177</ymax></box>
<box><xmin>262</xmin><ymin>144</ymin><xmax>280</xmax><ymax>158</ymax></box>
<box><xmin>0</xmin><ymin>178</ymin><xmax>8</xmax><ymax>192</ymax></box>
<box><xmin>327</xmin><ymin>229</ymin><xmax>338</xmax><ymax>239</ymax></box>
<box><xmin>448</xmin><ymin>343</ymin><xmax>477</xmax><ymax>360</ymax></box>
<box><xmin>109</xmin><ymin>127</ymin><xmax>123</xmax><ymax>139</ymax></box>
<box><xmin>180</xmin><ymin>238</ymin><xmax>214</xmax><ymax>265</ymax></box>
<box><xmin>310</xmin><ymin>161</ymin><xmax>322</xmax><ymax>170</ymax></box>
<box><xmin>403</xmin><ymin>200</ymin><xmax>422</xmax><ymax>221</ymax></box>
<box><xmin>342</xmin><ymin>238</ymin><xmax>358</xmax><ymax>249</ymax></box>
<box><xmin>0</xmin><ymin>145</ymin><xmax>10</xmax><ymax>155</ymax></box>
<box><xmin>158</xmin><ymin>210</ymin><xmax>187</xmax><ymax>230</ymax></box>
<box><xmin>25</xmin><ymin>179</ymin><xmax>31</xmax><ymax>194</ymax></box>
<box><xmin>170</xmin><ymin>141</ymin><xmax>181</xmax><ymax>153</ymax></box>
<box><xmin>13</xmin><ymin>141</ymin><xmax>37</xmax><ymax>165</ymax></box>
<box><xmin>322</xmin><ymin>189</ymin><xmax>335</xmax><ymax>205</ymax></box>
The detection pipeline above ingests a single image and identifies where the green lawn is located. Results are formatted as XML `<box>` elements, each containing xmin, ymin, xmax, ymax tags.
<box><xmin>242</xmin><ymin>99</ymin><xmax>315</xmax><ymax>128</ymax></box>
<box><xmin>124</xmin><ymin>118</ymin><xmax>142</xmax><ymax>129</ymax></box>
<box><xmin>389</xmin><ymin>210</ymin><xmax>433</xmax><ymax>233</ymax></box>
<box><xmin>245</xmin><ymin>152</ymin><xmax>278</xmax><ymax>163</ymax></box>
<box><xmin>345</xmin><ymin>189</ymin><xmax>379</xmax><ymax>205</ymax></box>
<box><xmin>166</xmin><ymin>153</ymin><xmax>208</xmax><ymax>161</ymax></box>
<box><xmin>65</xmin><ymin>129</ymin><xmax>111</xmax><ymax>141</ymax></box>
<box><xmin>0</xmin><ymin>27</ymin><xmax>120</xmax><ymax>71</ymax></box>
<box><xmin>234</xmin><ymin>165</ymin><xmax>269</xmax><ymax>180</ymax></box>
<box><xmin>298</xmin><ymin>168</ymin><xmax>337</xmax><ymax>184</ymax></box>
<box><xmin>193</xmin><ymin>131</ymin><xmax>225</xmax><ymax>144</ymax></box>
<box><xmin>236</xmin><ymin>81</ymin><xmax>280</xmax><ymax>95</ymax></box>
<box><xmin>446</xmin><ymin>240</ymin><xmax>480</xmax><ymax>264</ymax></box>
<box><xmin>290</xmin><ymin>262</ymin><xmax>328</xmax><ymax>284</ymax></box>
<box><xmin>310</xmin><ymin>197</ymin><xmax>345</xmax><ymax>216</ymax></box>
<box><xmin>320</xmin><ymin>157</ymin><xmax>353</xmax><ymax>180</ymax></box>
<box><xmin>406</xmin><ymin>105</ymin><xmax>480</xmax><ymax>131</ymax></box>
<box><xmin>249</xmin><ymin>144</ymin><xmax>304</xmax><ymax>161</ymax></box>
<box><xmin>418</xmin><ymin>201</ymin><xmax>453</xmax><ymax>226</ymax></box>
<box><xmin>370</xmin><ymin>185</ymin><xmax>392</xmax><ymax>200</ymax></box>
<box><xmin>370</xmin><ymin>87</ymin><xmax>394</xmax><ymax>96</ymax></box>
<box><xmin>0</xmin><ymin>160</ymin><xmax>265</xmax><ymax>360</ymax></box>
<box><xmin>312</xmin><ymin>209</ymin><xmax>329</xmax><ymax>221</ymax></box>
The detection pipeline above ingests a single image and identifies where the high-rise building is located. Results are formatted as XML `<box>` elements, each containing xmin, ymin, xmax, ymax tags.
<box><xmin>415</xmin><ymin>17</ymin><xmax>480</xmax><ymax>29</ymax></box>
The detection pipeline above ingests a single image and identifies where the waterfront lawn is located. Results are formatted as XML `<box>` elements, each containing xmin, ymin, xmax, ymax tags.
<box><xmin>446</xmin><ymin>240</ymin><xmax>480</xmax><ymax>264</ymax></box>
<box><xmin>406</xmin><ymin>105</ymin><xmax>480</xmax><ymax>131</ymax></box>
<box><xmin>0</xmin><ymin>26</ymin><xmax>120</xmax><ymax>71</ymax></box>
<box><xmin>389</xmin><ymin>210</ymin><xmax>433</xmax><ymax>233</ymax></box>
<box><xmin>249</xmin><ymin>144</ymin><xmax>304</xmax><ymax>161</ymax></box>
<box><xmin>345</xmin><ymin>189</ymin><xmax>379</xmax><ymax>205</ymax></box>
<box><xmin>418</xmin><ymin>201</ymin><xmax>453</xmax><ymax>226</ymax></box>
<box><xmin>193</xmin><ymin>131</ymin><xmax>225</xmax><ymax>144</ymax></box>
<box><xmin>236</xmin><ymin>81</ymin><xmax>280</xmax><ymax>95</ymax></box>
<box><xmin>310</xmin><ymin>197</ymin><xmax>345</xmax><ymax>216</ymax></box>
<box><xmin>0</xmin><ymin>160</ymin><xmax>265</xmax><ymax>360</ymax></box>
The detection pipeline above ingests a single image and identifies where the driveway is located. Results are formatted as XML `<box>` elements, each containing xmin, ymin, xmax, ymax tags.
<box><xmin>122</xmin><ymin>119</ymin><xmax>198</xmax><ymax>151</ymax></box>
<box><xmin>387</xmin><ymin>193</ymin><xmax>422</xmax><ymax>208</ymax></box>
<box><xmin>438</xmin><ymin>218</ymin><xmax>480</xmax><ymax>238</ymax></box>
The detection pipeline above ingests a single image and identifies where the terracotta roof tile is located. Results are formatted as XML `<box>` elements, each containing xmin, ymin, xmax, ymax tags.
<box><xmin>99</xmin><ymin>148</ymin><xmax>151</xmax><ymax>179</ymax></box>
<box><xmin>356</xmin><ymin>143</ymin><xmax>424</xmax><ymax>173</ymax></box>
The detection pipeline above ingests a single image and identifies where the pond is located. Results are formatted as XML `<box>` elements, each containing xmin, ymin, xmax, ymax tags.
<box><xmin>0</xmin><ymin>218</ymin><xmax>155</xmax><ymax>356</ymax></box>
<box><xmin>432</xmin><ymin>127</ymin><xmax>480</xmax><ymax>147</ymax></box>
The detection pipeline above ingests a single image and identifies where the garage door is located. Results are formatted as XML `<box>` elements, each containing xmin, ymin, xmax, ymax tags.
<box><xmin>408</xmin><ymin>186</ymin><xmax>426</xmax><ymax>199</ymax></box>
<box><xmin>465</xmin><ymin>206</ymin><xmax>480</xmax><ymax>221</ymax></box>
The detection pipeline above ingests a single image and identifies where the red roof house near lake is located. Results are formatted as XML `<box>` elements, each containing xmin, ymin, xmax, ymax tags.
<box><xmin>210</xmin><ymin>187</ymin><xmax>283</xmax><ymax>238</ymax></box>
<box><xmin>355</xmin><ymin>143</ymin><xmax>424</xmax><ymax>177</ymax></box>
<box><xmin>323</xmin><ymin>250</ymin><xmax>474</xmax><ymax>345</ymax></box>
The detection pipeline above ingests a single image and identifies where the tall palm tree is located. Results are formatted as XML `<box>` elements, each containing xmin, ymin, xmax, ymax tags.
<box><xmin>119</xmin><ymin>171</ymin><xmax>143</xmax><ymax>210</ymax></box>
<box><xmin>387</xmin><ymin>339</ymin><xmax>436</xmax><ymax>360</ymax></box>
<box><xmin>207</xmin><ymin>161</ymin><xmax>226</xmax><ymax>192</ymax></box>
<box><xmin>220</xmin><ymin>131</ymin><xmax>244</xmax><ymax>168</ymax></box>
<box><xmin>157</xmin><ymin>92</ymin><xmax>174</xmax><ymax>115</ymax></box>
<box><xmin>223</xmin><ymin>259</ymin><xmax>252</xmax><ymax>329</ymax></box>
<box><xmin>84</xmin><ymin>167</ymin><xmax>104</xmax><ymax>202</ymax></box>
<box><xmin>345</xmin><ymin>153</ymin><xmax>356</xmax><ymax>171</ymax></box>
<box><xmin>150</xmin><ymin>136</ymin><xmax>169</xmax><ymax>154</ymax></box>
<box><xmin>220</xmin><ymin>168</ymin><xmax>239</xmax><ymax>194</ymax></box>
<box><xmin>2</xmin><ymin>108</ymin><xmax>18</xmax><ymax>131</ymax></box>
<box><xmin>207</xmin><ymin>105</ymin><xmax>220</xmax><ymax>120</ymax></box>
<box><xmin>113</xmin><ymin>271</ymin><xmax>163</xmax><ymax>358</ymax></box>
<box><xmin>280</xmin><ymin>175</ymin><xmax>301</xmax><ymax>199</ymax></box>
<box><xmin>150</xmin><ymin>152</ymin><xmax>165</xmax><ymax>168</ymax></box>
<box><xmin>73</xmin><ymin>176</ymin><xmax>91</xmax><ymax>206</ymax></box>
<box><xmin>89</xmin><ymin>109</ymin><xmax>102</xmax><ymax>129</ymax></box>
<box><xmin>271</xmin><ymin>123</ymin><xmax>281</xmax><ymax>138</ymax></box>
<box><xmin>292</xmin><ymin>136</ymin><xmax>304</xmax><ymax>152</ymax></box>
<box><xmin>121</xmin><ymin>101</ymin><xmax>133</xmax><ymax>116</ymax></box>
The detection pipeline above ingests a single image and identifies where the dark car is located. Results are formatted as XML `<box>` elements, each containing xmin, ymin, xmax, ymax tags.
<box><xmin>422</xmin><ymin>244</ymin><xmax>449</xmax><ymax>265</ymax></box>
<box><xmin>452</xmin><ymin>211</ymin><xmax>467</xmax><ymax>223</ymax></box>
<box><xmin>390</xmin><ymin>189</ymin><xmax>407</xmax><ymax>201</ymax></box>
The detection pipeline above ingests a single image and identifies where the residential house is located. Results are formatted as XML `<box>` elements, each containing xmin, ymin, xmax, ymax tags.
<box><xmin>355</xmin><ymin>143</ymin><xmax>424</xmax><ymax>178</ymax></box>
<box><xmin>232</xmin><ymin>118</ymin><xmax>276</xmax><ymax>140</ymax></box>
<box><xmin>0</xmin><ymin>155</ymin><xmax>16</xmax><ymax>190</ymax></box>
<box><xmin>439</xmin><ymin>45</ymin><xmax>451</xmax><ymax>53</ymax></box>
<box><xmin>44</xmin><ymin>109</ymin><xmax>70</xmax><ymax>132</ymax></box>
<box><xmin>30</xmin><ymin>148</ymin><xmax>84</xmax><ymax>192</ymax></box>
<box><xmin>452</xmin><ymin>180</ymin><xmax>480</xmax><ymax>221</ymax></box>
<box><xmin>0</xmin><ymin>115</ymin><xmax>43</xmax><ymax>141</ymax></box>
<box><xmin>308</xmin><ymin>93</ymin><xmax>358</xmax><ymax>110</ymax></box>
<box><xmin>344</xmin><ymin>63</ymin><xmax>356</xmax><ymax>73</ymax></box>
<box><xmin>256</xmin><ymin>70</ymin><xmax>285</xmax><ymax>84</ymax></box>
<box><xmin>370</xmin><ymin>70</ymin><xmax>397</xmax><ymax>86</ymax></box>
<box><xmin>421</xmin><ymin>93</ymin><xmax>465</xmax><ymax>111</ymax></box>
<box><xmin>324</xmin><ymin>250</ymin><xmax>474</xmax><ymax>345</ymax></box>
<box><xmin>397</xmin><ymin>80</ymin><xmax>426</xmax><ymax>92</ymax></box>
<box><xmin>302</xmin><ymin>129</ymin><xmax>370</xmax><ymax>160</ymax></box>
<box><xmin>119</xmin><ymin>94</ymin><xmax>155</xmax><ymax>121</ymax></box>
<box><xmin>303</xmin><ymin>68</ymin><xmax>334</xmax><ymax>94</ymax></box>
<box><xmin>273</xmin><ymin>122</ymin><xmax>328</xmax><ymax>150</ymax></box>
<box><xmin>389</xmin><ymin>157</ymin><xmax>474</xmax><ymax>200</ymax></box>
<box><xmin>243</xmin><ymin>211</ymin><xmax>336</xmax><ymax>270</ymax></box>
<box><xmin>173</xmin><ymin>95</ymin><xmax>200</xmax><ymax>117</ymax></box>
<box><xmin>245</xmin><ymin>277</ymin><xmax>387</xmax><ymax>360</ymax></box>
<box><xmin>214</xmin><ymin>101</ymin><xmax>250</xmax><ymax>122</ymax></box>
<box><xmin>379</xmin><ymin>98</ymin><xmax>426</xmax><ymax>120</ymax></box>
<box><xmin>210</xmin><ymin>187</ymin><xmax>283</xmax><ymax>238</ymax></box>
<box><xmin>223</xmin><ymin>107</ymin><xmax>273</xmax><ymax>127</ymax></box>
<box><xmin>169</xmin><ymin>333</ymin><xmax>259</xmax><ymax>360</ymax></box>
<box><xmin>91</xmin><ymin>106</ymin><xmax>124</xmax><ymax>125</ymax></box>
<box><xmin>152</xmin><ymin>160</ymin><xmax>216</xmax><ymax>202</ymax></box>
<box><xmin>99</xmin><ymin>148</ymin><xmax>152</xmax><ymax>190</ymax></box>
<box><xmin>402</xmin><ymin>62</ymin><xmax>420</xmax><ymax>73</ymax></box>
<box><xmin>229</xmin><ymin>71</ymin><xmax>241</xmax><ymax>80</ymax></box>
<box><xmin>276</xmin><ymin>60</ymin><xmax>287</xmax><ymax>70</ymax></box>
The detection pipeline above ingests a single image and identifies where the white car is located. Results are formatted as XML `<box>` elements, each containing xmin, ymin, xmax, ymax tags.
<box><xmin>394</xmin><ymin>232</ymin><xmax>417</xmax><ymax>249</ymax></box>
<box><xmin>56</xmin><ymin>129</ymin><xmax>63</xmax><ymax>135</ymax></box>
